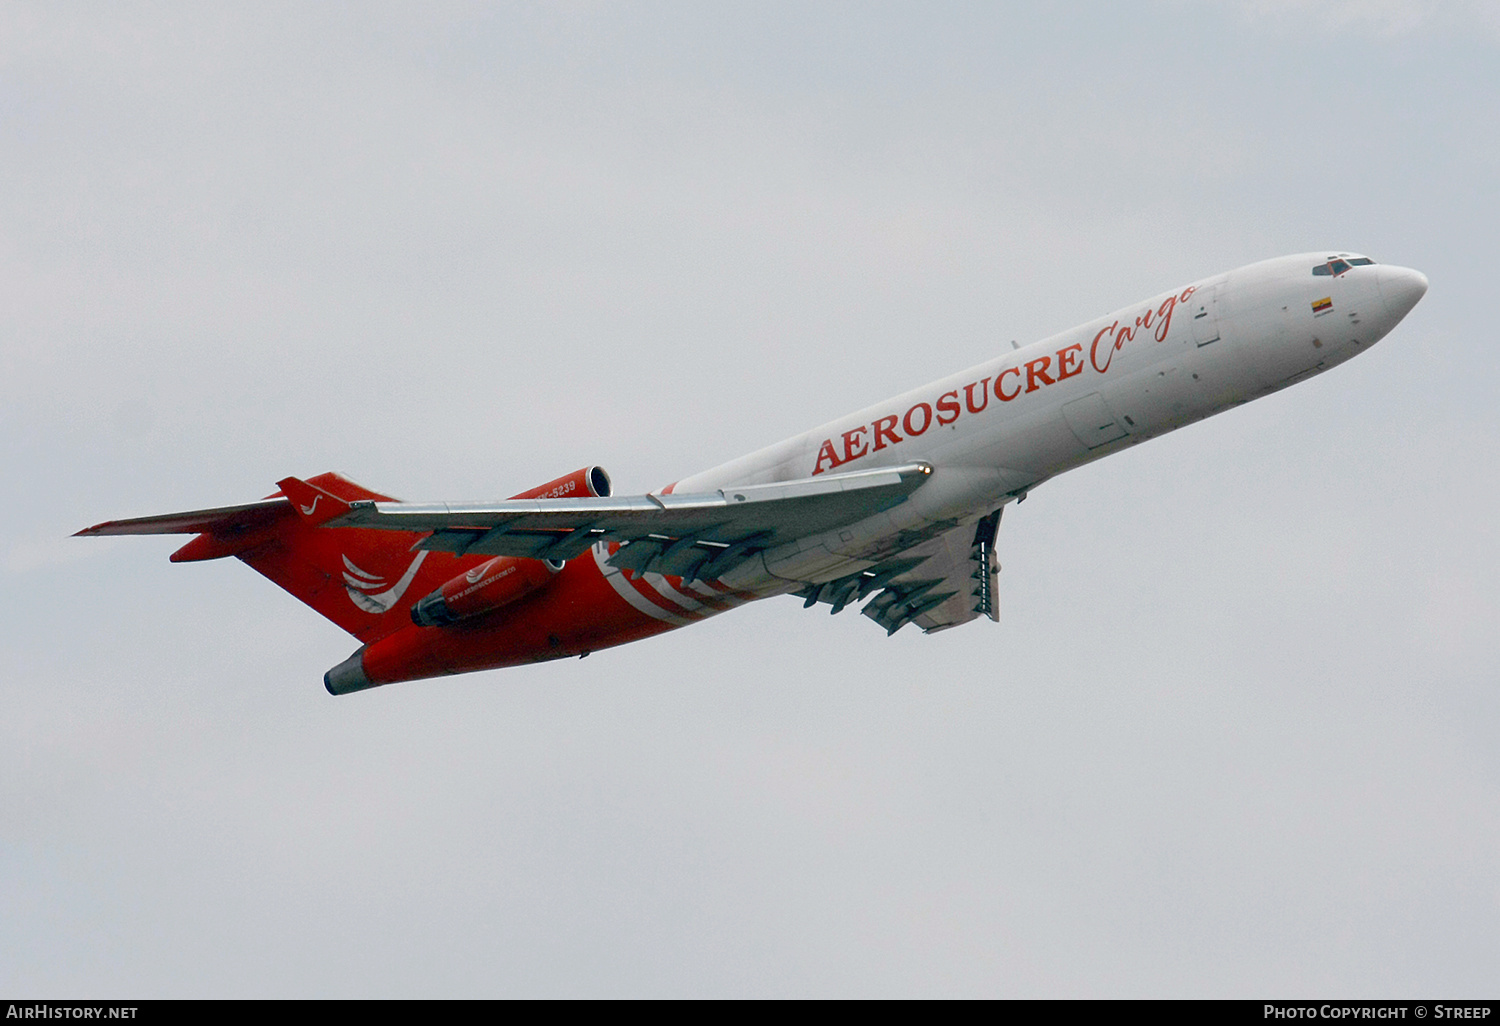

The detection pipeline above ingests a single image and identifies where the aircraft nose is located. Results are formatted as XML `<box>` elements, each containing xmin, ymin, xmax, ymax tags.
<box><xmin>1375</xmin><ymin>265</ymin><xmax>1429</xmax><ymax>324</ymax></box>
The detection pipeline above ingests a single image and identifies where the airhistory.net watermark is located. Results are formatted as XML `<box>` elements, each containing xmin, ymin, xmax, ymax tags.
<box><xmin>6</xmin><ymin>1007</ymin><xmax>137</xmax><ymax>1019</ymax></box>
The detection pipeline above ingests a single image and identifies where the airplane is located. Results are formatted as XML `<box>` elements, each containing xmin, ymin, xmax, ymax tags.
<box><xmin>77</xmin><ymin>252</ymin><xmax>1428</xmax><ymax>695</ymax></box>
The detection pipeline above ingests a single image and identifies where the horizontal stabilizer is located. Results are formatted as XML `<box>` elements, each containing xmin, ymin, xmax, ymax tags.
<box><xmin>74</xmin><ymin>499</ymin><xmax>291</xmax><ymax>539</ymax></box>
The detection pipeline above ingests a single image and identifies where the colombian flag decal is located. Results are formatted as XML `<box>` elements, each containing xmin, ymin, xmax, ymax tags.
<box><xmin>1312</xmin><ymin>296</ymin><xmax>1333</xmax><ymax>314</ymax></box>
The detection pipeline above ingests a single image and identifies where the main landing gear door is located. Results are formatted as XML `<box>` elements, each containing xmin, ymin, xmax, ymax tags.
<box><xmin>1062</xmin><ymin>392</ymin><xmax>1128</xmax><ymax>450</ymax></box>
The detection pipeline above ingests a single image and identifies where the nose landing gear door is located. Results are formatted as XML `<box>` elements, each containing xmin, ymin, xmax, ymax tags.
<box><xmin>1190</xmin><ymin>284</ymin><xmax>1221</xmax><ymax>347</ymax></box>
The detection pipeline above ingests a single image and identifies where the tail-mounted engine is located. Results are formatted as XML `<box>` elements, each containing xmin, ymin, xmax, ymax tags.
<box><xmin>508</xmin><ymin>465</ymin><xmax>611</xmax><ymax>501</ymax></box>
<box><xmin>410</xmin><ymin>466</ymin><xmax>612</xmax><ymax>627</ymax></box>
<box><xmin>411</xmin><ymin>554</ymin><xmax>563</xmax><ymax>626</ymax></box>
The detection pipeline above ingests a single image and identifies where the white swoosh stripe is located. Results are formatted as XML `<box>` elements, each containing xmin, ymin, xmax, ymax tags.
<box><xmin>592</xmin><ymin>546</ymin><xmax>692</xmax><ymax>627</ymax></box>
<box><xmin>342</xmin><ymin>555</ymin><xmax>383</xmax><ymax>581</ymax></box>
<box><xmin>644</xmin><ymin>574</ymin><xmax>728</xmax><ymax>615</ymax></box>
<box><xmin>345</xmin><ymin>551</ymin><xmax>429</xmax><ymax>614</ymax></box>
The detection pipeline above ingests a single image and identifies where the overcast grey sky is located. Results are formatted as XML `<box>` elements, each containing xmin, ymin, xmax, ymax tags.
<box><xmin>2</xmin><ymin>1</ymin><xmax>1497</xmax><ymax>997</ymax></box>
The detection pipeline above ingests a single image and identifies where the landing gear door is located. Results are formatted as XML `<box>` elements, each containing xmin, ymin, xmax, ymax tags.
<box><xmin>1062</xmin><ymin>392</ymin><xmax>1128</xmax><ymax>449</ymax></box>
<box><xmin>1190</xmin><ymin>284</ymin><xmax>1221</xmax><ymax>346</ymax></box>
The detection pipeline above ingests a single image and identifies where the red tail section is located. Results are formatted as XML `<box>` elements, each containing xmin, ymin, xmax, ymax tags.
<box><xmin>173</xmin><ymin>473</ymin><xmax>470</xmax><ymax>644</ymax></box>
<box><xmin>80</xmin><ymin>467</ymin><xmax>614</xmax><ymax>647</ymax></box>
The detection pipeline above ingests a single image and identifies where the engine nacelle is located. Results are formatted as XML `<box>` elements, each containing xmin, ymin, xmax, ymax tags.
<box><xmin>509</xmin><ymin>465</ymin><xmax>612</xmax><ymax>501</ymax></box>
<box><xmin>409</xmin><ymin>466</ymin><xmax>612</xmax><ymax>627</ymax></box>
<box><xmin>411</xmin><ymin>555</ymin><xmax>563</xmax><ymax>627</ymax></box>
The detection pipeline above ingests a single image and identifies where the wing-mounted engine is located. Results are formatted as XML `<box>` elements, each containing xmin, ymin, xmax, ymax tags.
<box><xmin>793</xmin><ymin>508</ymin><xmax>1002</xmax><ymax>635</ymax></box>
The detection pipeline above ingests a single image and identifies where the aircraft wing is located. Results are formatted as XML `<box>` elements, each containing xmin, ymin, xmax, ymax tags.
<box><xmin>792</xmin><ymin>509</ymin><xmax>1002</xmax><ymax>636</ymax></box>
<box><xmin>327</xmin><ymin>462</ymin><xmax>934</xmax><ymax>582</ymax></box>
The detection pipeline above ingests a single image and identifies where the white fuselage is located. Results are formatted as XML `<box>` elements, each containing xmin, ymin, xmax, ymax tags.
<box><xmin>678</xmin><ymin>252</ymin><xmax>1428</xmax><ymax>592</ymax></box>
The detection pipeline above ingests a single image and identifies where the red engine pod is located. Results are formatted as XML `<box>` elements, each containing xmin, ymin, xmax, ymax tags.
<box><xmin>508</xmin><ymin>466</ymin><xmax>611</xmax><ymax>501</ymax></box>
<box><xmin>411</xmin><ymin>555</ymin><xmax>563</xmax><ymax>628</ymax></box>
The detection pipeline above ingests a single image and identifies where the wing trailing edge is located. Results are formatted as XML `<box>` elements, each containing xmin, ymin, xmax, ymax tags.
<box><xmin>793</xmin><ymin>507</ymin><xmax>1003</xmax><ymax>635</ymax></box>
<box><xmin>324</xmin><ymin>461</ymin><xmax>934</xmax><ymax>583</ymax></box>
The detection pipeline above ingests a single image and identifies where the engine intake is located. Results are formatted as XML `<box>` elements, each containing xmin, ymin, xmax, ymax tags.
<box><xmin>509</xmin><ymin>466</ymin><xmax>611</xmax><ymax>501</ymax></box>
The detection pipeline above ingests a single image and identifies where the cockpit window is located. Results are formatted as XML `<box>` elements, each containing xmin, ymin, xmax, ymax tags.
<box><xmin>1312</xmin><ymin>255</ymin><xmax>1374</xmax><ymax>276</ymax></box>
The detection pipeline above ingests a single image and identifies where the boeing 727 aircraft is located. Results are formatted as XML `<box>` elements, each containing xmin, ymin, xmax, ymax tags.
<box><xmin>78</xmin><ymin>252</ymin><xmax>1428</xmax><ymax>694</ymax></box>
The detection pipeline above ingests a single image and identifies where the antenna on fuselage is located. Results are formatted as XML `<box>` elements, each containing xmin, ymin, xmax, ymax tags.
<box><xmin>1009</xmin><ymin>340</ymin><xmax>1019</xmax><ymax>350</ymax></box>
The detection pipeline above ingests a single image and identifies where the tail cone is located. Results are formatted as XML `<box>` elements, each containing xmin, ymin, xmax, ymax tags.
<box><xmin>324</xmin><ymin>648</ymin><xmax>378</xmax><ymax>695</ymax></box>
